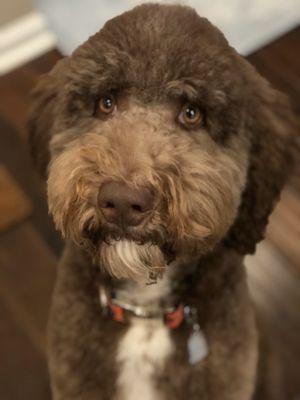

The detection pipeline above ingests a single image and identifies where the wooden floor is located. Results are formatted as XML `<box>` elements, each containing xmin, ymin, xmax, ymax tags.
<box><xmin>0</xmin><ymin>28</ymin><xmax>299</xmax><ymax>399</ymax></box>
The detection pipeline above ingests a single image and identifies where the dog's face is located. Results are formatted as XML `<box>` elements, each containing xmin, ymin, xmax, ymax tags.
<box><xmin>29</xmin><ymin>4</ymin><xmax>297</xmax><ymax>281</ymax></box>
<box><xmin>47</xmin><ymin>94</ymin><xmax>248</xmax><ymax>280</ymax></box>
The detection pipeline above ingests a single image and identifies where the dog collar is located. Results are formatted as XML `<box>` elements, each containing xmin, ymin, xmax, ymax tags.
<box><xmin>98</xmin><ymin>285</ymin><xmax>185</xmax><ymax>329</ymax></box>
<box><xmin>98</xmin><ymin>285</ymin><xmax>210</xmax><ymax>364</ymax></box>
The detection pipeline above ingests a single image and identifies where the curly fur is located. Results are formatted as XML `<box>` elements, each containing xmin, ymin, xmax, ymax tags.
<box><xmin>28</xmin><ymin>3</ymin><xmax>298</xmax><ymax>400</ymax></box>
<box><xmin>47</xmin><ymin>102</ymin><xmax>247</xmax><ymax>280</ymax></box>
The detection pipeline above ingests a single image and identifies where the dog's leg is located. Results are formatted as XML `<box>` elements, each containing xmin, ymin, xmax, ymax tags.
<box><xmin>48</xmin><ymin>244</ymin><xmax>122</xmax><ymax>400</ymax></box>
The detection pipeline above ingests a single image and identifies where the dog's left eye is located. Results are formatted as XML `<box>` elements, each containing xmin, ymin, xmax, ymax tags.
<box><xmin>96</xmin><ymin>94</ymin><xmax>117</xmax><ymax>116</ymax></box>
<box><xmin>178</xmin><ymin>103</ymin><xmax>204</xmax><ymax>129</ymax></box>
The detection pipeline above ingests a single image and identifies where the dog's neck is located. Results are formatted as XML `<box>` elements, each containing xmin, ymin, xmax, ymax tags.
<box><xmin>66</xmin><ymin>242</ymin><xmax>243</xmax><ymax>310</ymax></box>
<box><xmin>99</xmin><ymin>256</ymin><xmax>207</xmax><ymax>311</ymax></box>
<box><xmin>116</xmin><ymin>274</ymin><xmax>171</xmax><ymax>307</ymax></box>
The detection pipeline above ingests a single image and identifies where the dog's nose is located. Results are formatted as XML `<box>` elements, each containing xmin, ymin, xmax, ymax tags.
<box><xmin>98</xmin><ymin>182</ymin><xmax>154</xmax><ymax>227</ymax></box>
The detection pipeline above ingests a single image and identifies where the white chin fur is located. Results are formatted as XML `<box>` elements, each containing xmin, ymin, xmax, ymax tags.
<box><xmin>98</xmin><ymin>240</ymin><xmax>166</xmax><ymax>282</ymax></box>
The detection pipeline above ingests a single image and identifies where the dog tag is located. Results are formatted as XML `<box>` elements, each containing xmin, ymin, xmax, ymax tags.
<box><xmin>146</xmin><ymin>268</ymin><xmax>164</xmax><ymax>285</ymax></box>
<box><xmin>187</xmin><ymin>327</ymin><xmax>209</xmax><ymax>365</ymax></box>
<box><xmin>146</xmin><ymin>271</ymin><xmax>158</xmax><ymax>285</ymax></box>
<box><xmin>184</xmin><ymin>305</ymin><xmax>209</xmax><ymax>365</ymax></box>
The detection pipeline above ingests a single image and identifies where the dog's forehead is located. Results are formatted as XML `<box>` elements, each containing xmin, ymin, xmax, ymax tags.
<box><xmin>70</xmin><ymin>4</ymin><xmax>238</xmax><ymax>98</ymax></box>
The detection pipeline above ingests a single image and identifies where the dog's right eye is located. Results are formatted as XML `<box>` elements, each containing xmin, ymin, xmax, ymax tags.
<box><xmin>178</xmin><ymin>103</ymin><xmax>204</xmax><ymax>129</ymax></box>
<box><xmin>96</xmin><ymin>95</ymin><xmax>117</xmax><ymax>117</ymax></box>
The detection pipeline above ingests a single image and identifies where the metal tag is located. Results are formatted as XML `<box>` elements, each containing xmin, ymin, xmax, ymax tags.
<box><xmin>146</xmin><ymin>268</ymin><xmax>164</xmax><ymax>285</ymax></box>
<box><xmin>187</xmin><ymin>328</ymin><xmax>209</xmax><ymax>364</ymax></box>
<box><xmin>184</xmin><ymin>306</ymin><xmax>209</xmax><ymax>365</ymax></box>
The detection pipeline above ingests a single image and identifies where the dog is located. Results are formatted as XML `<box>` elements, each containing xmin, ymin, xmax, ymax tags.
<box><xmin>28</xmin><ymin>4</ymin><xmax>298</xmax><ymax>400</ymax></box>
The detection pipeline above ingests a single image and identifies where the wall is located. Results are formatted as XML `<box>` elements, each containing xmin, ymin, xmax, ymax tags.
<box><xmin>0</xmin><ymin>0</ymin><xmax>34</xmax><ymax>26</ymax></box>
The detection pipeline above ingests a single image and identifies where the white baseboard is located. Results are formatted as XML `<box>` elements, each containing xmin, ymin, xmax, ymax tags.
<box><xmin>0</xmin><ymin>11</ymin><xmax>57</xmax><ymax>75</ymax></box>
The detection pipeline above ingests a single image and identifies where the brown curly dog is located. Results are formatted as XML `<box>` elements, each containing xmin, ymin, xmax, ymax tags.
<box><xmin>28</xmin><ymin>4</ymin><xmax>298</xmax><ymax>400</ymax></box>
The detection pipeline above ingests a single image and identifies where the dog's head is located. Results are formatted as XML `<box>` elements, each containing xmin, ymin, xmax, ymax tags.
<box><xmin>28</xmin><ymin>4</ymin><xmax>297</xmax><ymax>281</ymax></box>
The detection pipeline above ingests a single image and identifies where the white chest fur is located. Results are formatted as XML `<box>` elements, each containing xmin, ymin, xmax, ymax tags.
<box><xmin>116</xmin><ymin>317</ymin><xmax>173</xmax><ymax>400</ymax></box>
<box><xmin>114</xmin><ymin>271</ymin><xmax>174</xmax><ymax>400</ymax></box>
<box><xmin>112</xmin><ymin>254</ymin><xmax>176</xmax><ymax>400</ymax></box>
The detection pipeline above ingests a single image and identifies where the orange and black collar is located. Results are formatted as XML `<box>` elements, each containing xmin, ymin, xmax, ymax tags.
<box><xmin>99</xmin><ymin>285</ymin><xmax>185</xmax><ymax>329</ymax></box>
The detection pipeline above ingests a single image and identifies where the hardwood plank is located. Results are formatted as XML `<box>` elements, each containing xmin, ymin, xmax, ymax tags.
<box><xmin>267</xmin><ymin>188</ymin><xmax>300</xmax><ymax>272</ymax></box>
<box><xmin>246</xmin><ymin>240</ymin><xmax>300</xmax><ymax>397</ymax></box>
<box><xmin>0</xmin><ymin>222</ymin><xmax>57</xmax><ymax>351</ymax></box>
<box><xmin>0</xmin><ymin>300</ymin><xmax>51</xmax><ymax>400</ymax></box>
<box><xmin>0</xmin><ymin>50</ymin><xmax>61</xmax><ymax>137</ymax></box>
<box><xmin>0</xmin><ymin>116</ymin><xmax>63</xmax><ymax>255</ymax></box>
<box><xmin>248</xmin><ymin>27</ymin><xmax>300</xmax><ymax>112</ymax></box>
<box><xmin>0</xmin><ymin>165</ymin><xmax>32</xmax><ymax>231</ymax></box>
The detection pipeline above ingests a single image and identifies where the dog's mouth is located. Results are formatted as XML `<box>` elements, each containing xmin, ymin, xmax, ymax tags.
<box><xmin>84</xmin><ymin>223</ymin><xmax>175</xmax><ymax>282</ymax></box>
<box><xmin>86</xmin><ymin>221</ymin><xmax>172</xmax><ymax>254</ymax></box>
<box><xmin>98</xmin><ymin>239</ymin><xmax>167</xmax><ymax>282</ymax></box>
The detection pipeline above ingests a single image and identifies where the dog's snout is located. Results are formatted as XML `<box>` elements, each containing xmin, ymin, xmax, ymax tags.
<box><xmin>98</xmin><ymin>182</ymin><xmax>154</xmax><ymax>227</ymax></box>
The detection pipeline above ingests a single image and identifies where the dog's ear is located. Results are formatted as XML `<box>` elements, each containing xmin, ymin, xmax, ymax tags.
<box><xmin>225</xmin><ymin>63</ymin><xmax>299</xmax><ymax>254</ymax></box>
<box><xmin>28</xmin><ymin>59</ymin><xmax>66</xmax><ymax>177</ymax></box>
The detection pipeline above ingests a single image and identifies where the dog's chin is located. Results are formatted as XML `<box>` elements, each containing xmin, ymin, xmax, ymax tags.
<box><xmin>96</xmin><ymin>239</ymin><xmax>166</xmax><ymax>282</ymax></box>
